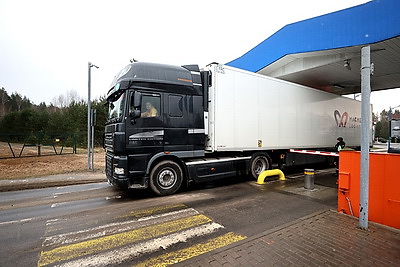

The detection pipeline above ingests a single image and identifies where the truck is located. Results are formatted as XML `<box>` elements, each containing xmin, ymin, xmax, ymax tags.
<box><xmin>392</xmin><ymin>120</ymin><xmax>400</xmax><ymax>139</ymax></box>
<box><xmin>104</xmin><ymin>62</ymin><xmax>363</xmax><ymax>195</ymax></box>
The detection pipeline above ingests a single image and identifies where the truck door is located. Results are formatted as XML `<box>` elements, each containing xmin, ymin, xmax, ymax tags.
<box><xmin>164</xmin><ymin>94</ymin><xmax>190</xmax><ymax>152</ymax></box>
<box><xmin>127</xmin><ymin>92</ymin><xmax>164</xmax><ymax>155</ymax></box>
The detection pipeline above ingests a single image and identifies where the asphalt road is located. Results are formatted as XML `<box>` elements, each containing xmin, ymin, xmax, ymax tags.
<box><xmin>0</xmin><ymin>169</ymin><xmax>337</xmax><ymax>266</ymax></box>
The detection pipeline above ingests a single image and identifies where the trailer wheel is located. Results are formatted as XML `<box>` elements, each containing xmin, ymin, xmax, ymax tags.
<box><xmin>249</xmin><ymin>154</ymin><xmax>271</xmax><ymax>179</ymax></box>
<box><xmin>150</xmin><ymin>160</ymin><xmax>183</xmax><ymax>196</ymax></box>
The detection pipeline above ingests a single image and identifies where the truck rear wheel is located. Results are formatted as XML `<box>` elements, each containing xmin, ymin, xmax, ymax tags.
<box><xmin>150</xmin><ymin>160</ymin><xmax>183</xmax><ymax>196</ymax></box>
<box><xmin>249</xmin><ymin>154</ymin><xmax>271</xmax><ymax>179</ymax></box>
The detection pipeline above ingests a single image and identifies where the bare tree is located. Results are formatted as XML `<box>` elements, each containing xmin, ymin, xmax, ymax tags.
<box><xmin>0</xmin><ymin>87</ymin><xmax>9</xmax><ymax>117</ymax></box>
<box><xmin>52</xmin><ymin>90</ymin><xmax>82</xmax><ymax>108</ymax></box>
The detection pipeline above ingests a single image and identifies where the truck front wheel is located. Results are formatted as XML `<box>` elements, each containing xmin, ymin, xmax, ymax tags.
<box><xmin>249</xmin><ymin>154</ymin><xmax>271</xmax><ymax>179</ymax></box>
<box><xmin>149</xmin><ymin>160</ymin><xmax>183</xmax><ymax>196</ymax></box>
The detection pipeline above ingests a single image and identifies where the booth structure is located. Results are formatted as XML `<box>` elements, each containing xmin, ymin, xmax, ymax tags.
<box><xmin>225</xmin><ymin>0</ymin><xmax>400</xmax><ymax>229</ymax></box>
<box><xmin>338</xmin><ymin>151</ymin><xmax>400</xmax><ymax>229</ymax></box>
<box><xmin>227</xmin><ymin>0</ymin><xmax>400</xmax><ymax>96</ymax></box>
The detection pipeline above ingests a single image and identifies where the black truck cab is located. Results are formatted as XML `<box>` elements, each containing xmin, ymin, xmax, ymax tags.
<box><xmin>105</xmin><ymin>62</ymin><xmax>208</xmax><ymax>195</ymax></box>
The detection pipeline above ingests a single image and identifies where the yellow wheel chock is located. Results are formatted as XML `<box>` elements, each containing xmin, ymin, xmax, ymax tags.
<box><xmin>256</xmin><ymin>169</ymin><xmax>286</xmax><ymax>184</ymax></box>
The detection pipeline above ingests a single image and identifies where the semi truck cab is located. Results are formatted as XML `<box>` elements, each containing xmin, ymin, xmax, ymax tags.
<box><xmin>105</xmin><ymin>62</ymin><xmax>211</xmax><ymax>195</ymax></box>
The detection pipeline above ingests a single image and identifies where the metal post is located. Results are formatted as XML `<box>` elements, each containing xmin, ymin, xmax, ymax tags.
<box><xmin>91</xmin><ymin>122</ymin><xmax>95</xmax><ymax>170</ymax></box>
<box><xmin>360</xmin><ymin>46</ymin><xmax>371</xmax><ymax>229</ymax></box>
<box><xmin>88</xmin><ymin>62</ymin><xmax>99</xmax><ymax>170</ymax></box>
<box><xmin>388</xmin><ymin>107</ymin><xmax>392</xmax><ymax>152</ymax></box>
<box><xmin>88</xmin><ymin>62</ymin><xmax>92</xmax><ymax>170</ymax></box>
<box><xmin>91</xmin><ymin>109</ymin><xmax>96</xmax><ymax>171</ymax></box>
<box><xmin>304</xmin><ymin>169</ymin><xmax>315</xmax><ymax>190</ymax></box>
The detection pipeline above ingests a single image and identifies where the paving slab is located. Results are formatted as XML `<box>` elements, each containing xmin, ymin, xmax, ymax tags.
<box><xmin>178</xmin><ymin>210</ymin><xmax>400</xmax><ymax>266</ymax></box>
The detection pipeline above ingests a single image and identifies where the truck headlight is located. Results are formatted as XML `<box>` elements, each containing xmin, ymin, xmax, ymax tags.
<box><xmin>114</xmin><ymin>167</ymin><xmax>125</xmax><ymax>175</ymax></box>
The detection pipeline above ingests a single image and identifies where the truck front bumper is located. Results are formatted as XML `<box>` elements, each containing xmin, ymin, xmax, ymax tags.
<box><xmin>106</xmin><ymin>152</ymin><xmax>148</xmax><ymax>189</ymax></box>
<box><xmin>106</xmin><ymin>153</ymin><xmax>129</xmax><ymax>189</ymax></box>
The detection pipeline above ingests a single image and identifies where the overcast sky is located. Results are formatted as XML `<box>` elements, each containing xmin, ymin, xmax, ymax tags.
<box><xmin>1</xmin><ymin>0</ymin><xmax>399</xmax><ymax>113</ymax></box>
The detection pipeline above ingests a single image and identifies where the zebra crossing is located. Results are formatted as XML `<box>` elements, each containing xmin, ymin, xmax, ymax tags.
<box><xmin>38</xmin><ymin>203</ymin><xmax>246</xmax><ymax>266</ymax></box>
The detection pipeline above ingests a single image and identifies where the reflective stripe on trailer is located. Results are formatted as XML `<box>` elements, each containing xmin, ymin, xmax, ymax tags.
<box><xmin>289</xmin><ymin>149</ymin><xmax>339</xmax><ymax>157</ymax></box>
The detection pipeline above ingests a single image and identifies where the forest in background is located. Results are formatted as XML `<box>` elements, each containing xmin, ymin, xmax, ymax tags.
<box><xmin>0</xmin><ymin>87</ymin><xmax>107</xmax><ymax>147</ymax></box>
<box><xmin>0</xmin><ymin>87</ymin><xmax>399</xmax><ymax>146</ymax></box>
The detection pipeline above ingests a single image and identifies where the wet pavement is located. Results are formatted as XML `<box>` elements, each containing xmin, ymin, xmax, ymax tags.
<box><xmin>0</xmin><ymin>171</ymin><xmax>106</xmax><ymax>192</ymax></box>
<box><xmin>177</xmin><ymin>209</ymin><xmax>400</xmax><ymax>266</ymax></box>
<box><xmin>177</xmin><ymin>170</ymin><xmax>400</xmax><ymax>266</ymax></box>
<box><xmin>1</xmin><ymin>168</ymin><xmax>399</xmax><ymax>266</ymax></box>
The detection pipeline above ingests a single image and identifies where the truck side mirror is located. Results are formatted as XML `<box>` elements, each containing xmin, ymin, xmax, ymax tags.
<box><xmin>134</xmin><ymin>91</ymin><xmax>142</xmax><ymax>108</ymax></box>
<box><xmin>130</xmin><ymin>109</ymin><xmax>141</xmax><ymax>119</ymax></box>
<box><xmin>130</xmin><ymin>91</ymin><xmax>142</xmax><ymax>122</ymax></box>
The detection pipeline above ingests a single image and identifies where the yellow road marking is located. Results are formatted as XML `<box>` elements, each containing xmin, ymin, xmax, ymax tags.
<box><xmin>134</xmin><ymin>232</ymin><xmax>247</xmax><ymax>267</ymax></box>
<box><xmin>119</xmin><ymin>204</ymin><xmax>187</xmax><ymax>219</ymax></box>
<box><xmin>38</xmin><ymin>214</ymin><xmax>211</xmax><ymax>267</ymax></box>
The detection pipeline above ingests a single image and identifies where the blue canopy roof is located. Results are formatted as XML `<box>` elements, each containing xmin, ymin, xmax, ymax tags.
<box><xmin>227</xmin><ymin>0</ymin><xmax>400</xmax><ymax>72</ymax></box>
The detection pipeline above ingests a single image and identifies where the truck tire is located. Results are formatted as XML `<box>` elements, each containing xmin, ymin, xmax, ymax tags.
<box><xmin>249</xmin><ymin>154</ymin><xmax>271</xmax><ymax>179</ymax></box>
<box><xmin>149</xmin><ymin>160</ymin><xmax>183</xmax><ymax>196</ymax></box>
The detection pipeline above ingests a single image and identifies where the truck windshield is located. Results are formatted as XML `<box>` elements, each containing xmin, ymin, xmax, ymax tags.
<box><xmin>107</xmin><ymin>91</ymin><xmax>126</xmax><ymax>122</ymax></box>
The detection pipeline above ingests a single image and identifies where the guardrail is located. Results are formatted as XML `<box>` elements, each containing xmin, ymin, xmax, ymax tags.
<box><xmin>0</xmin><ymin>132</ymin><xmax>85</xmax><ymax>159</ymax></box>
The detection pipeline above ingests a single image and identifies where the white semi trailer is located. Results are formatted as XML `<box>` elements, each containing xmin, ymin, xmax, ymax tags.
<box><xmin>206</xmin><ymin>64</ymin><xmax>362</xmax><ymax>152</ymax></box>
<box><xmin>105</xmin><ymin>62</ymin><xmax>364</xmax><ymax>195</ymax></box>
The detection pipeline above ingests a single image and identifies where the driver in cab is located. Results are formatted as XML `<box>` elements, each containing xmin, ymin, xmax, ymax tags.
<box><xmin>141</xmin><ymin>102</ymin><xmax>158</xmax><ymax>117</ymax></box>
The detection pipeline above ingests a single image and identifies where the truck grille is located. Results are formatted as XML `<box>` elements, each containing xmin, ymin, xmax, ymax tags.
<box><xmin>106</xmin><ymin>152</ymin><xmax>113</xmax><ymax>178</ymax></box>
<box><xmin>104</xmin><ymin>133</ymin><xmax>113</xmax><ymax>151</ymax></box>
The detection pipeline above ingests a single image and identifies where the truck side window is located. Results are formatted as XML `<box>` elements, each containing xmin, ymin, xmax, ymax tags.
<box><xmin>169</xmin><ymin>95</ymin><xmax>183</xmax><ymax>117</ymax></box>
<box><xmin>140</xmin><ymin>94</ymin><xmax>160</xmax><ymax>118</ymax></box>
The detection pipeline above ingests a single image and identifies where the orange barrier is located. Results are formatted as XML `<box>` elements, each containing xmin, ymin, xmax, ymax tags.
<box><xmin>338</xmin><ymin>151</ymin><xmax>400</xmax><ymax>229</ymax></box>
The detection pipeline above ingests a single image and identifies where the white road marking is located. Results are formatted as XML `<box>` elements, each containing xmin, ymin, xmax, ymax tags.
<box><xmin>43</xmin><ymin>208</ymin><xmax>199</xmax><ymax>247</ymax></box>
<box><xmin>0</xmin><ymin>217</ymin><xmax>33</xmax><ymax>226</ymax></box>
<box><xmin>57</xmin><ymin>222</ymin><xmax>224</xmax><ymax>267</ymax></box>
